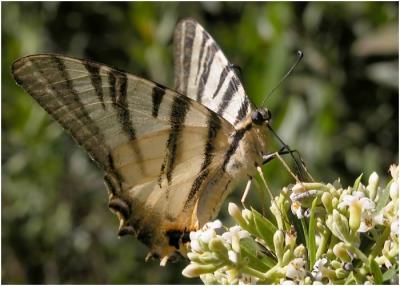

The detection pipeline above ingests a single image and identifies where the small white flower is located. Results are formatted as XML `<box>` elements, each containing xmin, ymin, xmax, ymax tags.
<box><xmin>313</xmin><ymin>258</ymin><xmax>328</xmax><ymax>270</ymax></box>
<box><xmin>376</xmin><ymin>254</ymin><xmax>393</xmax><ymax>268</ymax></box>
<box><xmin>200</xmin><ymin>228</ymin><xmax>216</xmax><ymax>244</ymax></box>
<box><xmin>311</xmin><ymin>258</ymin><xmax>328</xmax><ymax>281</ymax></box>
<box><xmin>339</xmin><ymin>191</ymin><xmax>378</xmax><ymax>232</ymax></box>
<box><xmin>339</xmin><ymin>191</ymin><xmax>375</xmax><ymax>210</ymax></box>
<box><xmin>358</xmin><ymin>211</ymin><xmax>385</xmax><ymax>232</ymax></box>
<box><xmin>281</xmin><ymin>280</ymin><xmax>297</xmax><ymax>285</ymax></box>
<box><xmin>228</xmin><ymin>250</ymin><xmax>238</xmax><ymax>264</ymax></box>
<box><xmin>291</xmin><ymin>201</ymin><xmax>303</xmax><ymax>219</ymax></box>
<box><xmin>222</xmin><ymin>226</ymin><xmax>249</xmax><ymax>243</ymax></box>
<box><xmin>202</xmin><ymin>219</ymin><xmax>223</xmax><ymax>231</ymax></box>
<box><xmin>286</xmin><ymin>258</ymin><xmax>307</xmax><ymax>281</ymax></box>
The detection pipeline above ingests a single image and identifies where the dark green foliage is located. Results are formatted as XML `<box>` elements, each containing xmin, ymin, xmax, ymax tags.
<box><xmin>2</xmin><ymin>2</ymin><xmax>398</xmax><ymax>284</ymax></box>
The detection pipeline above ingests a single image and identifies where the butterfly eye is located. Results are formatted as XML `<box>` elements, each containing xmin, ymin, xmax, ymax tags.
<box><xmin>251</xmin><ymin>108</ymin><xmax>271</xmax><ymax>125</ymax></box>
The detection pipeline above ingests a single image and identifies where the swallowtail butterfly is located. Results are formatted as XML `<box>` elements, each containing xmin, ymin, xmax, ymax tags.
<box><xmin>12</xmin><ymin>19</ymin><xmax>275</xmax><ymax>264</ymax></box>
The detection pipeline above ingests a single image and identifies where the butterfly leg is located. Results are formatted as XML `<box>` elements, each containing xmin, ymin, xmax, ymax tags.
<box><xmin>241</xmin><ymin>177</ymin><xmax>253</xmax><ymax>207</ymax></box>
<box><xmin>263</xmin><ymin>148</ymin><xmax>314</xmax><ymax>182</ymax></box>
<box><xmin>262</xmin><ymin>148</ymin><xmax>314</xmax><ymax>183</ymax></box>
<box><xmin>256</xmin><ymin>166</ymin><xmax>287</xmax><ymax>228</ymax></box>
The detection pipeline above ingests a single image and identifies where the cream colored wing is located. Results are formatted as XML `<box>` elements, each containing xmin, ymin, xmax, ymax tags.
<box><xmin>174</xmin><ymin>19</ymin><xmax>255</xmax><ymax>125</ymax></box>
<box><xmin>11</xmin><ymin>54</ymin><xmax>236</xmax><ymax>260</ymax></box>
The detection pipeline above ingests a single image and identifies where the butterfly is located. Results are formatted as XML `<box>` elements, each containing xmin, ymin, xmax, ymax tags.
<box><xmin>12</xmin><ymin>18</ymin><xmax>274</xmax><ymax>264</ymax></box>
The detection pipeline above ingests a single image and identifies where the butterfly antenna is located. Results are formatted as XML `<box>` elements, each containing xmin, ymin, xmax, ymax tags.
<box><xmin>261</xmin><ymin>50</ymin><xmax>303</xmax><ymax>107</ymax></box>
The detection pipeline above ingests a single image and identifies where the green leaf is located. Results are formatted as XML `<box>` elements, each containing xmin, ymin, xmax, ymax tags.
<box><xmin>369</xmin><ymin>258</ymin><xmax>383</xmax><ymax>284</ymax></box>
<box><xmin>251</xmin><ymin>207</ymin><xmax>277</xmax><ymax>250</ymax></box>
<box><xmin>240</xmin><ymin>238</ymin><xmax>276</xmax><ymax>271</ymax></box>
<box><xmin>382</xmin><ymin>264</ymin><xmax>398</xmax><ymax>282</ymax></box>
<box><xmin>300</xmin><ymin>218</ymin><xmax>309</xmax><ymax>249</ymax></box>
<box><xmin>308</xmin><ymin>197</ymin><xmax>318</xmax><ymax>270</ymax></box>
<box><xmin>353</xmin><ymin>173</ymin><xmax>363</xmax><ymax>191</ymax></box>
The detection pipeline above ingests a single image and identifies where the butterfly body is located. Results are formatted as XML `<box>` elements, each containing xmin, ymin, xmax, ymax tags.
<box><xmin>12</xmin><ymin>19</ymin><xmax>271</xmax><ymax>262</ymax></box>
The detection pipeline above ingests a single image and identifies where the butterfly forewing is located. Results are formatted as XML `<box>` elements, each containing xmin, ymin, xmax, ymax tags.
<box><xmin>174</xmin><ymin>19</ymin><xmax>254</xmax><ymax>125</ymax></box>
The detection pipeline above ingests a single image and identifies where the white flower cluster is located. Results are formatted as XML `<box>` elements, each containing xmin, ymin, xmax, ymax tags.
<box><xmin>287</xmin><ymin>165</ymin><xmax>399</xmax><ymax>284</ymax></box>
<box><xmin>182</xmin><ymin>218</ymin><xmax>256</xmax><ymax>284</ymax></box>
<box><xmin>182</xmin><ymin>165</ymin><xmax>399</xmax><ymax>284</ymax></box>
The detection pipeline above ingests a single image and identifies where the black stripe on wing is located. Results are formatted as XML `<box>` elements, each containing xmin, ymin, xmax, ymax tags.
<box><xmin>84</xmin><ymin>63</ymin><xmax>105</xmax><ymax>109</ymax></box>
<box><xmin>108</xmin><ymin>71</ymin><xmax>146</xmax><ymax>174</ymax></box>
<box><xmin>196</xmin><ymin>40</ymin><xmax>218</xmax><ymax>102</ymax></box>
<box><xmin>152</xmin><ymin>83</ymin><xmax>166</xmax><ymax>118</ymax></box>
<box><xmin>182</xmin><ymin>21</ymin><xmax>196</xmax><ymax>95</ymax></box>
<box><xmin>216</xmin><ymin>75</ymin><xmax>241</xmax><ymax>116</ymax></box>
<box><xmin>159</xmin><ymin>95</ymin><xmax>192</xmax><ymax>185</ymax></box>
<box><xmin>222</xmin><ymin>122</ymin><xmax>253</xmax><ymax>172</ymax></box>
<box><xmin>185</xmin><ymin>110</ymin><xmax>222</xmax><ymax>205</ymax></box>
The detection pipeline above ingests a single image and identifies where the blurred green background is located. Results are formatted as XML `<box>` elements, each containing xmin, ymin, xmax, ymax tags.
<box><xmin>2</xmin><ymin>2</ymin><xmax>398</xmax><ymax>284</ymax></box>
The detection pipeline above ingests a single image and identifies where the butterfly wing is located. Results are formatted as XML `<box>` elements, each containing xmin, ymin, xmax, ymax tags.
<box><xmin>11</xmin><ymin>54</ymin><xmax>236</xmax><ymax>259</ymax></box>
<box><xmin>174</xmin><ymin>19</ymin><xmax>255</xmax><ymax>126</ymax></box>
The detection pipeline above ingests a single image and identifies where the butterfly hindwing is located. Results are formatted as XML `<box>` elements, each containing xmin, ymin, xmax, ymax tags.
<box><xmin>174</xmin><ymin>19</ymin><xmax>254</xmax><ymax>125</ymax></box>
<box><xmin>12</xmin><ymin>54</ymin><xmax>236</xmax><ymax>258</ymax></box>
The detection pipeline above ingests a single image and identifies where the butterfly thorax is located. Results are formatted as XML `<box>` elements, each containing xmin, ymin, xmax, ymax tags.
<box><xmin>223</xmin><ymin>115</ymin><xmax>269</xmax><ymax>179</ymax></box>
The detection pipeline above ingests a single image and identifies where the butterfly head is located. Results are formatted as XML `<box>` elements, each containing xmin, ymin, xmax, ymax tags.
<box><xmin>251</xmin><ymin>108</ymin><xmax>272</xmax><ymax>125</ymax></box>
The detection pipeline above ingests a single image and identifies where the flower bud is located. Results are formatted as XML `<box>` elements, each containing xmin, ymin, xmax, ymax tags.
<box><xmin>274</xmin><ymin>230</ymin><xmax>285</xmax><ymax>264</ymax></box>
<box><xmin>330</xmin><ymin>260</ymin><xmax>342</xmax><ymax>269</ymax></box>
<box><xmin>304</xmin><ymin>276</ymin><xmax>312</xmax><ymax>284</ymax></box>
<box><xmin>367</xmin><ymin>172</ymin><xmax>379</xmax><ymax>199</ymax></box>
<box><xmin>231</xmin><ymin>233</ymin><xmax>241</xmax><ymax>254</ymax></box>
<box><xmin>187</xmin><ymin>252</ymin><xmax>201</xmax><ymax>262</ymax></box>
<box><xmin>182</xmin><ymin>263</ymin><xmax>218</xmax><ymax>278</ymax></box>
<box><xmin>321</xmin><ymin>192</ymin><xmax>333</xmax><ymax>213</ymax></box>
<box><xmin>285</xmin><ymin>228</ymin><xmax>297</xmax><ymax>250</ymax></box>
<box><xmin>209</xmin><ymin>237</ymin><xmax>227</xmax><ymax>253</ymax></box>
<box><xmin>282</xmin><ymin>249</ymin><xmax>293</xmax><ymax>265</ymax></box>
<box><xmin>335</xmin><ymin>268</ymin><xmax>347</xmax><ymax>279</ymax></box>
<box><xmin>198</xmin><ymin>252</ymin><xmax>221</xmax><ymax>264</ymax></box>
<box><xmin>332</xmin><ymin>197</ymin><xmax>339</xmax><ymax>209</ymax></box>
<box><xmin>332</xmin><ymin>210</ymin><xmax>350</xmax><ymax>241</ymax></box>
<box><xmin>294</xmin><ymin>245</ymin><xmax>306</xmax><ymax>258</ymax></box>
<box><xmin>242</xmin><ymin>208</ymin><xmax>253</xmax><ymax>222</ymax></box>
<box><xmin>292</xmin><ymin>183</ymin><xmax>306</xmax><ymax>194</ymax></box>
<box><xmin>228</xmin><ymin>203</ymin><xmax>246</xmax><ymax>226</ymax></box>
<box><xmin>348</xmin><ymin>201</ymin><xmax>362</xmax><ymax>231</ymax></box>
<box><xmin>333</xmin><ymin>242</ymin><xmax>352</xmax><ymax>262</ymax></box>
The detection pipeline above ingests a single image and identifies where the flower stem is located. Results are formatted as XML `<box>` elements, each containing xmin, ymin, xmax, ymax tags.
<box><xmin>346</xmin><ymin>243</ymin><xmax>368</xmax><ymax>263</ymax></box>
<box><xmin>369</xmin><ymin>227</ymin><xmax>390</xmax><ymax>258</ymax></box>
